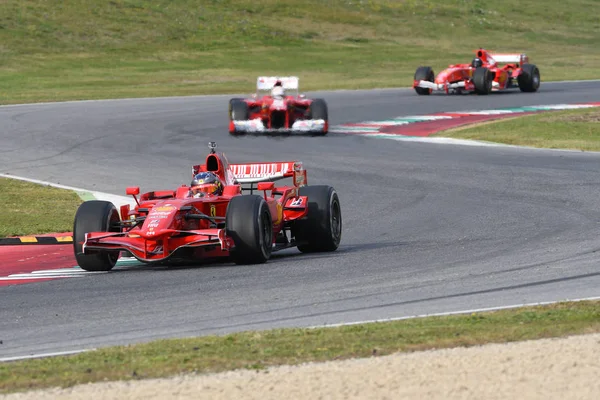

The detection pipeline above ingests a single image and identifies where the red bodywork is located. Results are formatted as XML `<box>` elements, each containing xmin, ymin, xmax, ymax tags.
<box><xmin>229</xmin><ymin>95</ymin><xmax>321</xmax><ymax>130</ymax></box>
<box><xmin>229</xmin><ymin>76</ymin><xmax>328</xmax><ymax>134</ymax></box>
<box><xmin>82</xmin><ymin>149</ymin><xmax>310</xmax><ymax>264</ymax></box>
<box><xmin>413</xmin><ymin>49</ymin><xmax>533</xmax><ymax>94</ymax></box>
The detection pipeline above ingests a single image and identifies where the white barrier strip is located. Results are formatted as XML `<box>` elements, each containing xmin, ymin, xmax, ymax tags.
<box><xmin>0</xmin><ymin>349</ymin><xmax>95</xmax><ymax>363</ymax></box>
<box><xmin>308</xmin><ymin>296</ymin><xmax>600</xmax><ymax>329</ymax></box>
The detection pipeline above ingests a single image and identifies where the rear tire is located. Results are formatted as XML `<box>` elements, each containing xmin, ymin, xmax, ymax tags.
<box><xmin>229</xmin><ymin>99</ymin><xmax>249</xmax><ymax>135</ymax></box>
<box><xmin>308</xmin><ymin>98</ymin><xmax>328</xmax><ymax>135</ymax></box>
<box><xmin>73</xmin><ymin>200</ymin><xmax>121</xmax><ymax>271</ymax></box>
<box><xmin>473</xmin><ymin>67</ymin><xmax>492</xmax><ymax>95</ymax></box>
<box><xmin>414</xmin><ymin>66</ymin><xmax>434</xmax><ymax>95</ymax></box>
<box><xmin>226</xmin><ymin>195</ymin><xmax>273</xmax><ymax>264</ymax></box>
<box><xmin>293</xmin><ymin>186</ymin><xmax>342</xmax><ymax>253</ymax></box>
<box><xmin>518</xmin><ymin>64</ymin><xmax>540</xmax><ymax>92</ymax></box>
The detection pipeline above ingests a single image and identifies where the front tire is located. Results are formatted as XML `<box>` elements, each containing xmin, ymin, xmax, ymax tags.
<box><xmin>73</xmin><ymin>200</ymin><xmax>121</xmax><ymax>271</ymax></box>
<box><xmin>414</xmin><ymin>66</ymin><xmax>434</xmax><ymax>95</ymax></box>
<box><xmin>473</xmin><ymin>67</ymin><xmax>492</xmax><ymax>95</ymax></box>
<box><xmin>226</xmin><ymin>195</ymin><xmax>273</xmax><ymax>264</ymax></box>
<box><xmin>518</xmin><ymin>64</ymin><xmax>540</xmax><ymax>93</ymax></box>
<box><xmin>229</xmin><ymin>99</ymin><xmax>249</xmax><ymax>135</ymax></box>
<box><xmin>308</xmin><ymin>98</ymin><xmax>329</xmax><ymax>135</ymax></box>
<box><xmin>293</xmin><ymin>186</ymin><xmax>342</xmax><ymax>253</ymax></box>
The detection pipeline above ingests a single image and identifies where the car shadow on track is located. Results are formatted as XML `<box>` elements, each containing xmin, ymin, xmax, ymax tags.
<box><xmin>229</xmin><ymin>131</ymin><xmax>328</xmax><ymax>139</ymax></box>
<box><xmin>429</xmin><ymin>89</ymin><xmax>546</xmax><ymax>96</ymax></box>
<box><xmin>106</xmin><ymin>241</ymin><xmax>405</xmax><ymax>273</ymax></box>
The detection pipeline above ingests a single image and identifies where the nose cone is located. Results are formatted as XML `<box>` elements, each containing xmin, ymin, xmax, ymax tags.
<box><xmin>270</xmin><ymin>98</ymin><xmax>287</xmax><ymax>111</ymax></box>
<box><xmin>139</xmin><ymin>204</ymin><xmax>177</xmax><ymax>238</ymax></box>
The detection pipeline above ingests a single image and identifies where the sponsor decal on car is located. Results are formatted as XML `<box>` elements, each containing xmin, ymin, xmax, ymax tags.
<box><xmin>230</xmin><ymin>162</ymin><xmax>292</xmax><ymax>178</ymax></box>
<box><xmin>152</xmin><ymin>205</ymin><xmax>176</xmax><ymax>213</ymax></box>
<box><xmin>147</xmin><ymin>220</ymin><xmax>160</xmax><ymax>229</ymax></box>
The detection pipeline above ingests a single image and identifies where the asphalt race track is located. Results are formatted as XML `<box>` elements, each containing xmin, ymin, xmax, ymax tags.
<box><xmin>2</xmin><ymin>81</ymin><xmax>600</xmax><ymax>359</ymax></box>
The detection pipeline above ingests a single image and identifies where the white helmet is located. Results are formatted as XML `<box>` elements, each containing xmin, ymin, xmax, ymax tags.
<box><xmin>271</xmin><ymin>85</ymin><xmax>285</xmax><ymax>98</ymax></box>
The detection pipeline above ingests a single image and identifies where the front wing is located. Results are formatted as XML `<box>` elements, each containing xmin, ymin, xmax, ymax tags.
<box><xmin>415</xmin><ymin>79</ymin><xmax>505</xmax><ymax>93</ymax></box>
<box><xmin>231</xmin><ymin>118</ymin><xmax>327</xmax><ymax>133</ymax></box>
<box><xmin>82</xmin><ymin>229</ymin><xmax>232</xmax><ymax>263</ymax></box>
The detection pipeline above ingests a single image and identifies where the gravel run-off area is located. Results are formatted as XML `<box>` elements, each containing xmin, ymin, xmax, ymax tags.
<box><xmin>3</xmin><ymin>333</ymin><xmax>600</xmax><ymax>400</ymax></box>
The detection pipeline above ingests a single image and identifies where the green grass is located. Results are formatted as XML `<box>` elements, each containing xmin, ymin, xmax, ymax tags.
<box><xmin>1</xmin><ymin>0</ymin><xmax>600</xmax><ymax>104</ymax></box>
<box><xmin>440</xmin><ymin>107</ymin><xmax>600</xmax><ymax>151</ymax></box>
<box><xmin>1</xmin><ymin>300</ymin><xmax>599</xmax><ymax>394</ymax></box>
<box><xmin>0</xmin><ymin>178</ymin><xmax>82</xmax><ymax>236</ymax></box>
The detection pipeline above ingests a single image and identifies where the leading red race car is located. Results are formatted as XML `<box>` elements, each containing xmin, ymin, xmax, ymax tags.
<box><xmin>228</xmin><ymin>76</ymin><xmax>329</xmax><ymax>135</ymax></box>
<box><xmin>413</xmin><ymin>48</ymin><xmax>540</xmax><ymax>95</ymax></box>
<box><xmin>73</xmin><ymin>142</ymin><xmax>342</xmax><ymax>271</ymax></box>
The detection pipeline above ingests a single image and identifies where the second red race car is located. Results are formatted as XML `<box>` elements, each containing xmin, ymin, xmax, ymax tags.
<box><xmin>228</xmin><ymin>76</ymin><xmax>329</xmax><ymax>135</ymax></box>
<box><xmin>413</xmin><ymin>48</ymin><xmax>540</xmax><ymax>95</ymax></box>
<box><xmin>73</xmin><ymin>142</ymin><xmax>342</xmax><ymax>271</ymax></box>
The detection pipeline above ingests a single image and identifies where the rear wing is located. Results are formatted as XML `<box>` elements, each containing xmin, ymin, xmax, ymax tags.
<box><xmin>256</xmin><ymin>76</ymin><xmax>299</xmax><ymax>91</ymax></box>
<box><xmin>229</xmin><ymin>161</ymin><xmax>307</xmax><ymax>186</ymax></box>
<box><xmin>488</xmin><ymin>53</ymin><xmax>529</xmax><ymax>65</ymax></box>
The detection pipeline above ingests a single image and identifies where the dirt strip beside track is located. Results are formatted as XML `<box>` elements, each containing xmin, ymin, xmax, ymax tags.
<box><xmin>3</xmin><ymin>333</ymin><xmax>599</xmax><ymax>400</ymax></box>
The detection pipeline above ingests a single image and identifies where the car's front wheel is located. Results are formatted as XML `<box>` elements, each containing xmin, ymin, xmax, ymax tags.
<box><xmin>308</xmin><ymin>99</ymin><xmax>329</xmax><ymax>135</ymax></box>
<box><xmin>73</xmin><ymin>200</ymin><xmax>121</xmax><ymax>271</ymax></box>
<box><xmin>414</xmin><ymin>66</ymin><xmax>435</xmax><ymax>95</ymax></box>
<box><xmin>226</xmin><ymin>195</ymin><xmax>273</xmax><ymax>264</ymax></box>
<box><xmin>229</xmin><ymin>99</ymin><xmax>249</xmax><ymax>135</ymax></box>
<box><xmin>473</xmin><ymin>67</ymin><xmax>493</xmax><ymax>95</ymax></box>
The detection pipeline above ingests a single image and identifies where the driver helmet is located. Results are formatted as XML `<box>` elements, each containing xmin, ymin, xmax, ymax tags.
<box><xmin>190</xmin><ymin>172</ymin><xmax>224</xmax><ymax>197</ymax></box>
<box><xmin>271</xmin><ymin>81</ymin><xmax>285</xmax><ymax>98</ymax></box>
<box><xmin>471</xmin><ymin>58</ymin><xmax>483</xmax><ymax>68</ymax></box>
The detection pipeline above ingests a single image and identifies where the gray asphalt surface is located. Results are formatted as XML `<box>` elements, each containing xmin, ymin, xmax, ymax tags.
<box><xmin>2</xmin><ymin>81</ymin><xmax>600</xmax><ymax>358</ymax></box>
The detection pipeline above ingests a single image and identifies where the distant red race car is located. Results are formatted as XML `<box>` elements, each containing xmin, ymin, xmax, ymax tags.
<box><xmin>73</xmin><ymin>142</ymin><xmax>342</xmax><ymax>271</ymax></box>
<box><xmin>413</xmin><ymin>48</ymin><xmax>540</xmax><ymax>95</ymax></box>
<box><xmin>228</xmin><ymin>76</ymin><xmax>329</xmax><ymax>135</ymax></box>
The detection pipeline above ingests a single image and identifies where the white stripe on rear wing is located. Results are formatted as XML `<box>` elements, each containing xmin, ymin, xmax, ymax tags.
<box><xmin>229</xmin><ymin>161</ymin><xmax>298</xmax><ymax>184</ymax></box>
<box><xmin>489</xmin><ymin>53</ymin><xmax>529</xmax><ymax>64</ymax></box>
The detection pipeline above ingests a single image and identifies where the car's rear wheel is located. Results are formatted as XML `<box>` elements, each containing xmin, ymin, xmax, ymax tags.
<box><xmin>292</xmin><ymin>185</ymin><xmax>342</xmax><ymax>253</ymax></box>
<box><xmin>473</xmin><ymin>67</ymin><xmax>493</xmax><ymax>95</ymax></box>
<box><xmin>73</xmin><ymin>200</ymin><xmax>121</xmax><ymax>271</ymax></box>
<box><xmin>226</xmin><ymin>195</ymin><xmax>273</xmax><ymax>264</ymax></box>
<box><xmin>518</xmin><ymin>64</ymin><xmax>541</xmax><ymax>92</ymax></box>
<box><xmin>229</xmin><ymin>99</ymin><xmax>249</xmax><ymax>135</ymax></box>
<box><xmin>414</xmin><ymin>66</ymin><xmax>435</xmax><ymax>95</ymax></box>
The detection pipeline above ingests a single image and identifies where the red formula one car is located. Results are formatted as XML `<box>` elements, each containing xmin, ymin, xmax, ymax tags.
<box><xmin>73</xmin><ymin>142</ymin><xmax>342</xmax><ymax>271</ymax></box>
<box><xmin>228</xmin><ymin>76</ymin><xmax>329</xmax><ymax>135</ymax></box>
<box><xmin>413</xmin><ymin>48</ymin><xmax>540</xmax><ymax>95</ymax></box>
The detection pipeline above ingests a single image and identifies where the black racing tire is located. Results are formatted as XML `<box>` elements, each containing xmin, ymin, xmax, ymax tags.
<box><xmin>73</xmin><ymin>200</ymin><xmax>121</xmax><ymax>271</ymax></box>
<box><xmin>292</xmin><ymin>185</ymin><xmax>342</xmax><ymax>253</ymax></box>
<box><xmin>473</xmin><ymin>67</ymin><xmax>493</xmax><ymax>95</ymax></box>
<box><xmin>518</xmin><ymin>64</ymin><xmax>541</xmax><ymax>93</ymax></box>
<box><xmin>308</xmin><ymin>98</ymin><xmax>329</xmax><ymax>135</ymax></box>
<box><xmin>226</xmin><ymin>195</ymin><xmax>273</xmax><ymax>264</ymax></box>
<box><xmin>414</xmin><ymin>66</ymin><xmax>434</xmax><ymax>95</ymax></box>
<box><xmin>229</xmin><ymin>99</ymin><xmax>248</xmax><ymax>120</ymax></box>
<box><xmin>229</xmin><ymin>99</ymin><xmax>249</xmax><ymax>136</ymax></box>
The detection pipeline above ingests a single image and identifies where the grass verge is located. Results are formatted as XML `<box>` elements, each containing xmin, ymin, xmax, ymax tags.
<box><xmin>0</xmin><ymin>178</ymin><xmax>82</xmax><ymax>237</ymax></box>
<box><xmin>439</xmin><ymin>107</ymin><xmax>600</xmax><ymax>151</ymax></box>
<box><xmin>1</xmin><ymin>0</ymin><xmax>600</xmax><ymax>104</ymax></box>
<box><xmin>1</xmin><ymin>300</ymin><xmax>599</xmax><ymax>394</ymax></box>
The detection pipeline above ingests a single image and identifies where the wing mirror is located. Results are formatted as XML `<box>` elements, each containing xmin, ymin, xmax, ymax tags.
<box><xmin>126</xmin><ymin>186</ymin><xmax>140</xmax><ymax>195</ymax></box>
<box><xmin>257</xmin><ymin>182</ymin><xmax>275</xmax><ymax>191</ymax></box>
<box><xmin>126</xmin><ymin>186</ymin><xmax>140</xmax><ymax>206</ymax></box>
